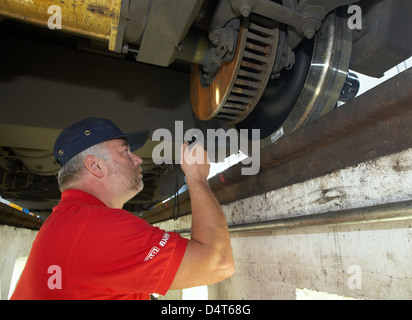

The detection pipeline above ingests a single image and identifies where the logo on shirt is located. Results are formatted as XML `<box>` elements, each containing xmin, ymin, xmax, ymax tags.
<box><xmin>144</xmin><ymin>246</ymin><xmax>161</xmax><ymax>261</ymax></box>
<box><xmin>143</xmin><ymin>233</ymin><xmax>171</xmax><ymax>262</ymax></box>
<box><xmin>159</xmin><ymin>232</ymin><xmax>170</xmax><ymax>247</ymax></box>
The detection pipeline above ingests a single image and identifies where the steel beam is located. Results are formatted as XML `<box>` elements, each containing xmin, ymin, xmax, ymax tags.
<box><xmin>140</xmin><ymin>67</ymin><xmax>412</xmax><ymax>224</ymax></box>
<box><xmin>0</xmin><ymin>202</ymin><xmax>43</xmax><ymax>230</ymax></box>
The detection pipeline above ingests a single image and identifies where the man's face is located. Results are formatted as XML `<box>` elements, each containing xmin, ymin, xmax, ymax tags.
<box><xmin>104</xmin><ymin>139</ymin><xmax>144</xmax><ymax>200</ymax></box>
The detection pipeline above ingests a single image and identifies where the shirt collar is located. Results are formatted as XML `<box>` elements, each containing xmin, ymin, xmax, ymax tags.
<box><xmin>59</xmin><ymin>189</ymin><xmax>108</xmax><ymax>207</ymax></box>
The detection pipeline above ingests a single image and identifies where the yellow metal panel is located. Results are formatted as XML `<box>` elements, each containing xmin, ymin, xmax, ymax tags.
<box><xmin>0</xmin><ymin>0</ymin><xmax>122</xmax><ymax>50</ymax></box>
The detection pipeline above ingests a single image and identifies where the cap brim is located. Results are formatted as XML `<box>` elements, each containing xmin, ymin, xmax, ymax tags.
<box><xmin>122</xmin><ymin>130</ymin><xmax>149</xmax><ymax>152</ymax></box>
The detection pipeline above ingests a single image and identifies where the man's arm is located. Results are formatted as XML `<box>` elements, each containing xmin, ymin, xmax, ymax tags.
<box><xmin>169</xmin><ymin>142</ymin><xmax>235</xmax><ymax>290</ymax></box>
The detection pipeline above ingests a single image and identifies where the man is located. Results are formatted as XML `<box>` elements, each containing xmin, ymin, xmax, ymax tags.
<box><xmin>11</xmin><ymin>117</ymin><xmax>234</xmax><ymax>300</ymax></box>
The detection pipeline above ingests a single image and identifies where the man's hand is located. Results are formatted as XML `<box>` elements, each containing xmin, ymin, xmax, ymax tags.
<box><xmin>180</xmin><ymin>141</ymin><xmax>210</xmax><ymax>182</ymax></box>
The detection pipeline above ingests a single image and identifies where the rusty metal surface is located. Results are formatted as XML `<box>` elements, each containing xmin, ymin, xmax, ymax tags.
<box><xmin>0</xmin><ymin>0</ymin><xmax>122</xmax><ymax>50</ymax></box>
<box><xmin>140</xmin><ymin>67</ymin><xmax>412</xmax><ymax>224</ymax></box>
<box><xmin>191</xmin><ymin>16</ymin><xmax>280</xmax><ymax>124</ymax></box>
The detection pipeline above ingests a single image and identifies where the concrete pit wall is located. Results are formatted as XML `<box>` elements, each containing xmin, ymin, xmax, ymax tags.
<box><xmin>157</xmin><ymin>148</ymin><xmax>412</xmax><ymax>300</ymax></box>
<box><xmin>0</xmin><ymin>225</ymin><xmax>37</xmax><ymax>299</ymax></box>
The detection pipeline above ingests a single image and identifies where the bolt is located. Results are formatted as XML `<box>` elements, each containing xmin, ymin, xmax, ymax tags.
<box><xmin>239</xmin><ymin>1</ymin><xmax>252</xmax><ymax>17</ymax></box>
<box><xmin>232</xmin><ymin>0</ymin><xmax>256</xmax><ymax>18</ymax></box>
<box><xmin>209</xmin><ymin>31</ymin><xmax>221</xmax><ymax>46</ymax></box>
<box><xmin>302</xmin><ymin>19</ymin><xmax>318</xmax><ymax>39</ymax></box>
<box><xmin>121</xmin><ymin>44</ymin><xmax>129</xmax><ymax>54</ymax></box>
<box><xmin>304</xmin><ymin>26</ymin><xmax>315</xmax><ymax>39</ymax></box>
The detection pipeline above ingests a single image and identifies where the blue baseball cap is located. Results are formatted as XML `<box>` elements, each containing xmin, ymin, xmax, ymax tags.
<box><xmin>53</xmin><ymin>117</ymin><xmax>149</xmax><ymax>166</ymax></box>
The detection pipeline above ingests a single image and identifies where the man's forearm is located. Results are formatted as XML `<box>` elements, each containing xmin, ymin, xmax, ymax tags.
<box><xmin>169</xmin><ymin>142</ymin><xmax>235</xmax><ymax>289</ymax></box>
<box><xmin>186</xmin><ymin>176</ymin><xmax>233</xmax><ymax>266</ymax></box>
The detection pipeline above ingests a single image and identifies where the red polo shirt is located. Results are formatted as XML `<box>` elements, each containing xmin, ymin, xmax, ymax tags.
<box><xmin>11</xmin><ymin>189</ymin><xmax>188</xmax><ymax>300</ymax></box>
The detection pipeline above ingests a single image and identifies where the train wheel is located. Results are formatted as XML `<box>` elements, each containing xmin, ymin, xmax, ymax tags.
<box><xmin>237</xmin><ymin>11</ymin><xmax>353</xmax><ymax>148</ymax></box>
<box><xmin>191</xmin><ymin>11</ymin><xmax>352</xmax><ymax>150</ymax></box>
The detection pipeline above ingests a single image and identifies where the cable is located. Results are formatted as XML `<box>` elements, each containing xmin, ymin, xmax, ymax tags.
<box><xmin>172</xmin><ymin>171</ymin><xmax>180</xmax><ymax>221</ymax></box>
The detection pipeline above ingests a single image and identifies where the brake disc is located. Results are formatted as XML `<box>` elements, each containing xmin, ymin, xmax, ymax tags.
<box><xmin>190</xmin><ymin>15</ymin><xmax>280</xmax><ymax>124</ymax></box>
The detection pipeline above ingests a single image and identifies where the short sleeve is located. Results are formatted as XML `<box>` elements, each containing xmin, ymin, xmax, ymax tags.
<box><xmin>69</xmin><ymin>208</ymin><xmax>188</xmax><ymax>297</ymax></box>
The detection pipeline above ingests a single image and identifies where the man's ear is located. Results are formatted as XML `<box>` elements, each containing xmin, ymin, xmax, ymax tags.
<box><xmin>84</xmin><ymin>155</ymin><xmax>105</xmax><ymax>178</ymax></box>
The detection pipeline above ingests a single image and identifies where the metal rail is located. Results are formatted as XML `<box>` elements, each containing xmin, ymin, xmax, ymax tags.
<box><xmin>176</xmin><ymin>200</ymin><xmax>412</xmax><ymax>236</ymax></box>
<box><xmin>140</xmin><ymin>67</ymin><xmax>412</xmax><ymax>224</ymax></box>
<box><xmin>0</xmin><ymin>202</ymin><xmax>43</xmax><ymax>230</ymax></box>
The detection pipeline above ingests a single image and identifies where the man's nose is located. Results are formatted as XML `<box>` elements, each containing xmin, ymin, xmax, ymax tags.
<box><xmin>131</xmin><ymin>153</ymin><xmax>143</xmax><ymax>166</ymax></box>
